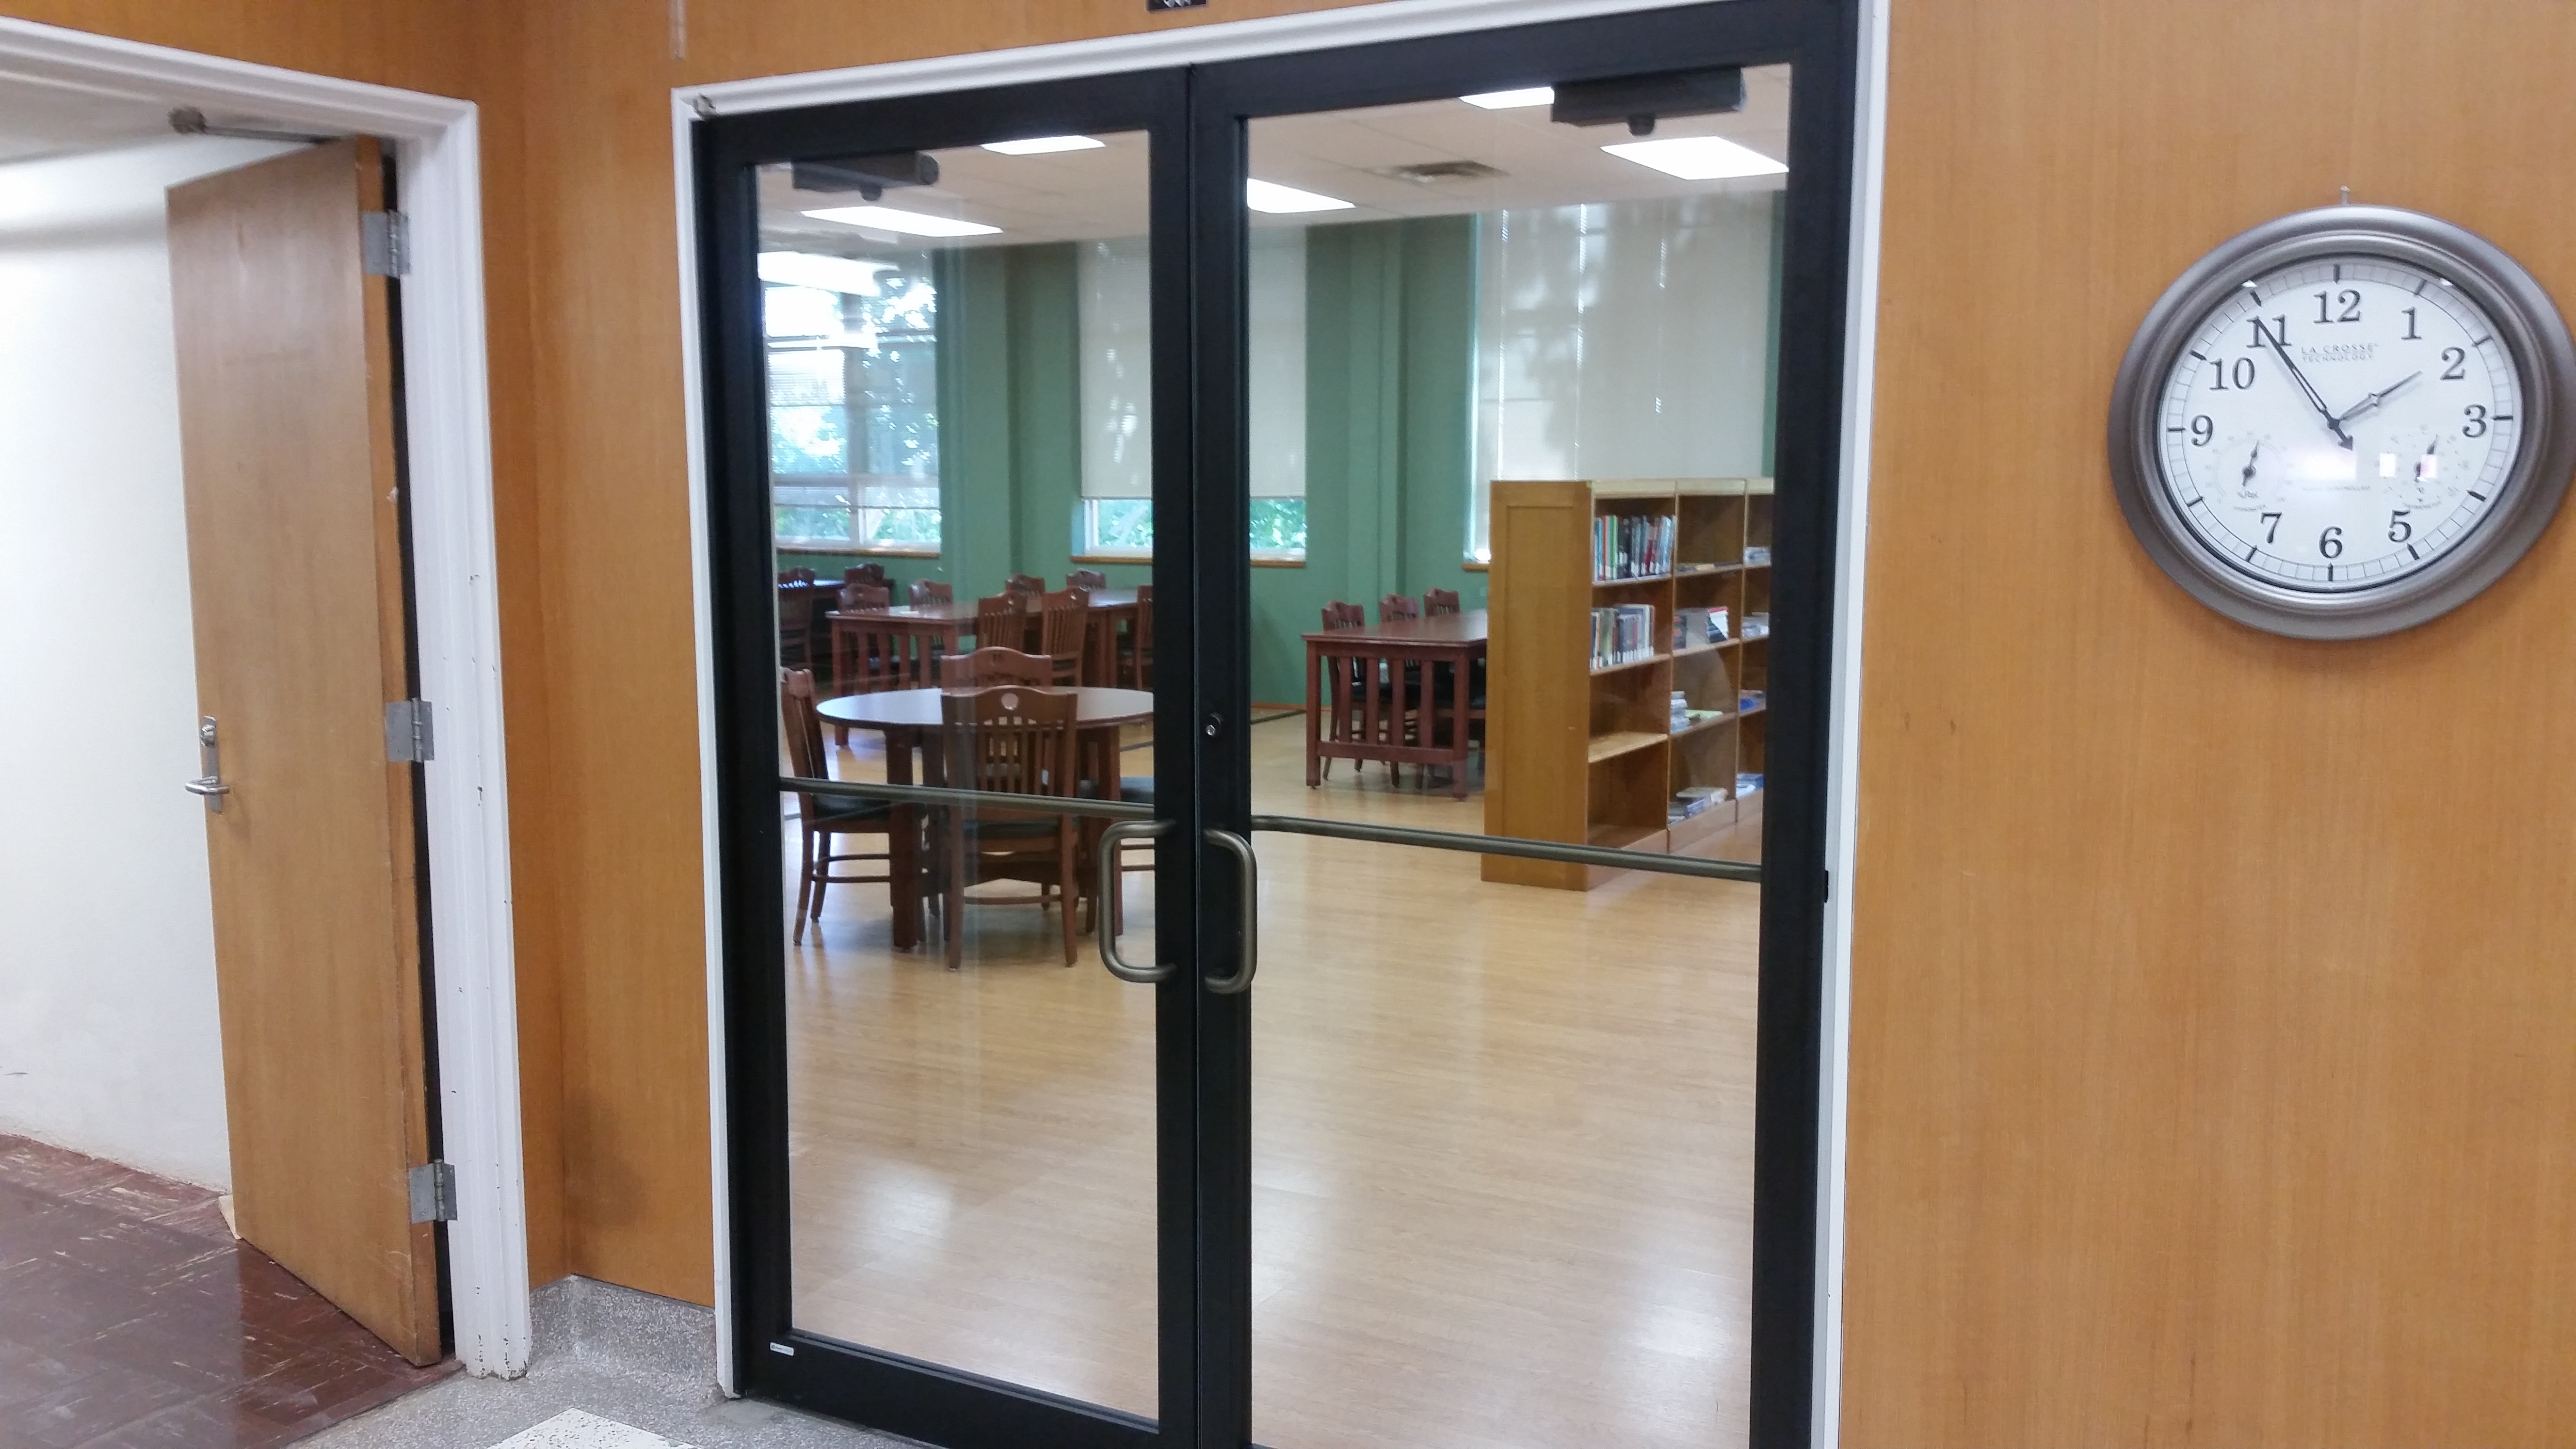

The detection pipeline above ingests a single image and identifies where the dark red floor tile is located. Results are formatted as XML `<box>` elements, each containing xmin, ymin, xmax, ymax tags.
<box><xmin>0</xmin><ymin>1364</ymin><xmax>200</xmax><ymax>1449</ymax></box>
<box><xmin>0</xmin><ymin>1134</ymin><xmax>451</xmax><ymax>1449</ymax></box>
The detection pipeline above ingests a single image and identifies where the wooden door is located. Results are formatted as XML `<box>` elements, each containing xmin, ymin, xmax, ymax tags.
<box><xmin>168</xmin><ymin>138</ymin><xmax>441</xmax><ymax>1366</ymax></box>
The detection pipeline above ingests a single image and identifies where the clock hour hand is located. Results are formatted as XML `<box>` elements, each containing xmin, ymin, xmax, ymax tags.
<box><xmin>2332</xmin><ymin>370</ymin><xmax>2423</xmax><ymax>428</ymax></box>
<box><xmin>2257</xmin><ymin>324</ymin><xmax>2354</xmax><ymax>448</ymax></box>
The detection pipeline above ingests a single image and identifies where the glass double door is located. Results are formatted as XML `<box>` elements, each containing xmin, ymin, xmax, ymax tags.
<box><xmin>705</xmin><ymin>4</ymin><xmax>1850</xmax><ymax>1446</ymax></box>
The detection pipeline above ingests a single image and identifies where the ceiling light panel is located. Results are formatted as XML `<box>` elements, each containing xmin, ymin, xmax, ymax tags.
<box><xmin>980</xmin><ymin>135</ymin><xmax>1106</xmax><ymax>155</ymax></box>
<box><xmin>1600</xmin><ymin>135</ymin><xmax>1787</xmax><ymax>180</ymax></box>
<box><xmin>1460</xmin><ymin>87</ymin><xmax>1555</xmax><ymax>110</ymax></box>
<box><xmin>1244</xmin><ymin>178</ymin><xmax>1355</xmax><ymax>214</ymax></box>
<box><xmin>802</xmin><ymin>205</ymin><xmax>1003</xmax><ymax>237</ymax></box>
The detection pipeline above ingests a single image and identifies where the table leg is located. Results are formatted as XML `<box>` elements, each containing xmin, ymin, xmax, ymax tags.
<box><xmin>887</xmin><ymin>726</ymin><xmax>920</xmax><ymax>950</ymax></box>
<box><xmin>1305</xmin><ymin>644</ymin><xmax>1323</xmax><ymax>788</ymax></box>
<box><xmin>1449</xmin><ymin>648</ymin><xmax>1471</xmax><ymax>800</ymax></box>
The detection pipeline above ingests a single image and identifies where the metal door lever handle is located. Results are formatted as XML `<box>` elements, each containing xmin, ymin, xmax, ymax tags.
<box><xmin>189</xmin><ymin>716</ymin><xmax>227</xmax><ymax>812</ymax></box>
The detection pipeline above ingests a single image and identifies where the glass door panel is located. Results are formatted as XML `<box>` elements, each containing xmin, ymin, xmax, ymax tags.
<box><xmin>1238</xmin><ymin>64</ymin><xmax>1793</xmax><ymax>1449</ymax></box>
<box><xmin>753</xmin><ymin>120</ymin><xmax>1171</xmax><ymax>1424</ymax></box>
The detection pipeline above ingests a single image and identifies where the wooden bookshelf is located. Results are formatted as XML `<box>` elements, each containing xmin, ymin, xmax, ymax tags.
<box><xmin>1482</xmin><ymin>477</ymin><xmax>1772</xmax><ymax>890</ymax></box>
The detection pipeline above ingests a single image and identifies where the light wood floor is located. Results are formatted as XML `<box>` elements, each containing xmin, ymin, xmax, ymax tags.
<box><xmin>784</xmin><ymin>714</ymin><xmax>1760</xmax><ymax>1447</ymax></box>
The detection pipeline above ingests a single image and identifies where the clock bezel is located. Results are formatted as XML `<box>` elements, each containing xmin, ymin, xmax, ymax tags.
<box><xmin>2108</xmin><ymin>204</ymin><xmax>2576</xmax><ymax>639</ymax></box>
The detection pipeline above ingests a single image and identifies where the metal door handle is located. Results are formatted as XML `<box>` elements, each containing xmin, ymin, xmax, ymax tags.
<box><xmin>1203</xmin><ymin>828</ymin><xmax>1257</xmax><ymax>995</ymax></box>
<box><xmin>188</xmin><ymin>716</ymin><xmax>227</xmax><ymax>813</ymax></box>
<box><xmin>1097</xmin><ymin>819</ymin><xmax>1174</xmax><ymax>983</ymax></box>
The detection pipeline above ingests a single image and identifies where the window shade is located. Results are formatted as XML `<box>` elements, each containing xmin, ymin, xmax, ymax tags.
<box><xmin>1079</xmin><ymin>228</ymin><xmax>1308</xmax><ymax>500</ymax></box>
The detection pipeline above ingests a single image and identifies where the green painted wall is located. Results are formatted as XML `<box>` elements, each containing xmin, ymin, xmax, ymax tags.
<box><xmin>1253</xmin><ymin>214</ymin><xmax>1481</xmax><ymax>704</ymax></box>
<box><xmin>780</xmin><ymin>221</ymin><xmax>1480</xmax><ymax>702</ymax></box>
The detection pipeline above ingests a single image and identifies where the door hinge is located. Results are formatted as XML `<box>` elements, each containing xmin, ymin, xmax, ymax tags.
<box><xmin>385</xmin><ymin>699</ymin><xmax>436</xmax><ymax>763</ymax></box>
<box><xmin>361</xmin><ymin>209</ymin><xmax>409</xmax><ymax>276</ymax></box>
<box><xmin>408</xmin><ymin>1161</ymin><xmax>457</xmax><ymax>1223</ymax></box>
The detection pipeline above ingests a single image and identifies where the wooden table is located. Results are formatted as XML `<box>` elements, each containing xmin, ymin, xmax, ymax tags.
<box><xmin>818</xmin><ymin>685</ymin><xmax>1155</xmax><ymax>949</ymax></box>
<box><xmin>1304</xmin><ymin>610</ymin><xmax>1487</xmax><ymax>800</ymax></box>
<box><xmin>828</xmin><ymin>588</ymin><xmax>1143</xmax><ymax>687</ymax></box>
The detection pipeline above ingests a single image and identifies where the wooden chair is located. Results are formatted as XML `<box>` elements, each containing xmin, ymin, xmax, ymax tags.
<box><xmin>1005</xmin><ymin>572</ymin><xmax>1045</xmax><ymax>596</ymax></box>
<box><xmin>1066</xmin><ymin>568</ymin><xmax>1109</xmax><ymax>592</ymax></box>
<box><xmin>937</xmin><ymin>686</ymin><xmax>1084</xmax><ymax>969</ymax></box>
<box><xmin>776</xmin><ymin>567</ymin><xmax>819</xmax><ymax>669</ymax></box>
<box><xmin>909</xmin><ymin>578</ymin><xmax>953</xmax><ymax>606</ymax></box>
<box><xmin>1121</xmin><ymin>582</ymin><xmax>1155</xmax><ymax>689</ymax></box>
<box><xmin>781</xmin><ymin>668</ymin><xmax>894</xmax><ymax>945</ymax></box>
<box><xmin>1039</xmin><ymin>586</ymin><xmax>1089</xmax><ymax>686</ymax></box>
<box><xmin>941</xmin><ymin>646</ymin><xmax>1052</xmax><ymax>688</ymax></box>
<box><xmin>976</xmin><ymin>590</ymin><xmax>1033</xmax><ymax>654</ymax></box>
<box><xmin>1317</xmin><ymin>602</ymin><xmax>1369</xmax><ymax>781</ymax></box>
<box><xmin>834</xmin><ymin>590</ymin><xmax>935</xmax><ymax>699</ymax></box>
<box><xmin>1419</xmin><ymin>588</ymin><xmax>1476</xmax><ymax>783</ymax></box>
<box><xmin>842</xmin><ymin>562</ymin><xmax>888</xmax><ymax>593</ymax></box>
<box><xmin>1380</xmin><ymin>593</ymin><xmax>1421</xmax><ymax>624</ymax></box>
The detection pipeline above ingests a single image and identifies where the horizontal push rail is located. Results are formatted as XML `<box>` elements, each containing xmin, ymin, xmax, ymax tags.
<box><xmin>780</xmin><ymin>779</ymin><xmax>1761</xmax><ymax>883</ymax></box>
<box><xmin>779</xmin><ymin>775</ymin><xmax>1156</xmax><ymax>822</ymax></box>
<box><xmin>1247</xmin><ymin>814</ymin><xmax>1762</xmax><ymax>884</ymax></box>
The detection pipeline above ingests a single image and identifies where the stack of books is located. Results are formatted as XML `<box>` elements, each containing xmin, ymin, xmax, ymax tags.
<box><xmin>1739</xmin><ymin>688</ymin><xmax>1767</xmax><ymax>712</ymax></box>
<box><xmin>1590</xmin><ymin>604</ymin><xmax>1657</xmax><ymax>669</ymax></box>
<box><xmin>1593</xmin><ymin>513</ymin><xmax>1675</xmax><ymax>580</ymax></box>
<box><xmin>1741</xmin><ymin>612</ymin><xmax>1771</xmax><ymax>640</ymax></box>
<box><xmin>1669</xmin><ymin>785</ymin><xmax>1726</xmax><ymax>823</ymax></box>
<box><xmin>1737</xmin><ymin>772</ymin><xmax>1764</xmax><ymax>796</ymax></box>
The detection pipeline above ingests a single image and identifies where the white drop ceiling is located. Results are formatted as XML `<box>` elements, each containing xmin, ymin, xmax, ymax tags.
<box><xmin>758</xmin><ymin>63</ymin><xmax>1791</xmax><ymax>257</ymax></box>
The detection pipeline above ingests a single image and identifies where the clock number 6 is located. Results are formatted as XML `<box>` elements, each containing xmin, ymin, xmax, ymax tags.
<box><xmin>2318</xmin><ymin>526</ymin><xmax>2344</xmax><ymax>559</ymax></box>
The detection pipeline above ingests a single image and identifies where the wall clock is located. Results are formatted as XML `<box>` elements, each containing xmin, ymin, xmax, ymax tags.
<box><xmin>2108</xmin><ymin>204</ymin><xmax>2576</xmax><ymax>637</ymax></box>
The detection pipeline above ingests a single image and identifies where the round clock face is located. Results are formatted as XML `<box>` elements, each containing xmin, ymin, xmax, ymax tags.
<box><xmin>2111</xmin><ymin>206</ymin><xmax>2576</xmax><ymax>637</ymax></box>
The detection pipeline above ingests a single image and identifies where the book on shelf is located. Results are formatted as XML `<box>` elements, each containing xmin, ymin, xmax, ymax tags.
<box><xmin>1741</xmin><ymin>612</ymin><xmax>1770</xmax><ymax>640</ymax></box>
<box><xmin>1590</xmin><ymin>603</ymin><xmax>1657</xmax><ymax>669</ymax></box>
<box><xmin>1744</xmin><ymin>545</ymin><xmax>1771</xmax><ymax>565</ymax></box>
<box><xmin>1593</xmin><ymin>513</ymin><xmax>1675</xmax><ymax>581</ymax></box>
<box><xmin>1673</xmin><ymin>606</ymin><xmax>1730</xmax><ymax>648</ymax></box>
<box><xmin>1736</xmin><ymin>772</ymin><xmax>1763</xmax><ymax>796</ymax></box>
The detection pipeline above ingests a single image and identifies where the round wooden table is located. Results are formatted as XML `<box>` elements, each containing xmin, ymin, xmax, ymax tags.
<box><xmin>817</xmin><ymin>686</ymin><xmax>1154</xmax><ymax>949</ymax></box>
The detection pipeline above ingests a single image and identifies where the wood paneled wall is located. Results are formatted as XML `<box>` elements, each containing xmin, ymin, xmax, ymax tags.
<box><xmin>1845</xmin><ymin>1</ymin><xmax>2576</xmax><ymax>1443</ymax></box>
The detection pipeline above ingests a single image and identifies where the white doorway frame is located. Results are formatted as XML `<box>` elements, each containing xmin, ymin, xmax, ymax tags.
<box><xmin>0</xmin><ymin>17</ymin><xmax>529</xmax><ymax>1377</ymax></box>
<box><xmin>671</xmin><ymin>0</ymin><xmax>1883</xmax><ymax>1434</ymax></box>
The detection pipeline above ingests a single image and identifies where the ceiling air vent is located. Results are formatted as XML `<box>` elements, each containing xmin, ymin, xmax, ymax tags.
<box><xmin>1374</xmin><ymin>159</ymin><xmax>1506</xmax><ymax>186</ymax></box>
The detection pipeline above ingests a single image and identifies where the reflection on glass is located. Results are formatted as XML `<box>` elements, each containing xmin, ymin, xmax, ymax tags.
<box><xmin>1244</xmin><ymin>64</ymin><xmax>1790</xmax><ymax>1449</ymax></box>
<box><xmin>762</xmin><ymin>132</ymin><xmax>1161</xmax><ymax>1417</ymax></box>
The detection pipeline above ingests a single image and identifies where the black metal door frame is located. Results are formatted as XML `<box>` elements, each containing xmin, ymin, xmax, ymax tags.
<box><xmin>696</xmin><ymin>4</ymin><xmax>1857</xmax><ymax>1445</ymax></box>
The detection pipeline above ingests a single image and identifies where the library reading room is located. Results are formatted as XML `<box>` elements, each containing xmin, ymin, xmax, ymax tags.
<box><xmin>751</xmin><ymin>59</ymin><xmax>1791</xmax><ymax>1449</ymax></box>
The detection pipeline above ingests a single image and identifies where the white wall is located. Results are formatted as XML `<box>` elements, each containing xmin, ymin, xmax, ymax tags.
<box><xmin>0</xmin><ymin>134</ymin><xmax>294</xmax><ymax>1190</ymax></box>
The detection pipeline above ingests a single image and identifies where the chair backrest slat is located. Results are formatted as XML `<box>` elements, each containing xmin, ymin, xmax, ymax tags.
<box><xmin>943</xmin><ymin>646</ymin><xmax>1053</xmax><ymax>688</ymax></box>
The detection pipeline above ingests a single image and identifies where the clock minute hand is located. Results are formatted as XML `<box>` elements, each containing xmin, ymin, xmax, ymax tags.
<box><xmin>2332</xmin><ymin>370</ymin><xmax>2423</xmax><ymax>428</ymax></box>
<box><xmin>2258</xmin><ymin>325</ymin><xmax>2354</xmax><ymax>448</ymax></box>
